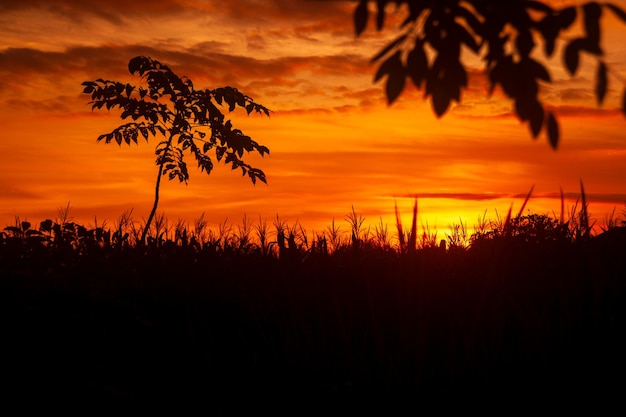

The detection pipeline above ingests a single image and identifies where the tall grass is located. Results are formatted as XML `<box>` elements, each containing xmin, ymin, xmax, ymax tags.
<box><xmin>2</xmin><ymin>193</ymin><xmax>625</xmax><ymax>413</ymax></box>
<box><xmin>3</xmin><ymin>194</ymin><xmax>623</xmax><ymax>256</ymax></box>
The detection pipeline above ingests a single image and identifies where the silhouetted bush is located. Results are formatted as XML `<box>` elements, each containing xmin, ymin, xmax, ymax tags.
<box><xmin>1</xmin><ymin>211</ymin><xmax>625</xmax><ymax>413</ymax></box>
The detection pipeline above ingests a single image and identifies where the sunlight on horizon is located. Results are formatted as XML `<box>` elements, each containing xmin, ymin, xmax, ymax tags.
<box><xmin>1</xmin><ymin>0</ymin><xmax>625</xmax><ymax>240</ymax></box>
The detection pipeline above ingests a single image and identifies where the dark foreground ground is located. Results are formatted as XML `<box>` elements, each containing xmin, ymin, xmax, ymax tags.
<box><xmin>1</xmin><ymin>227</ymin><xmax>625</xmax><ymax>414</ymax></box>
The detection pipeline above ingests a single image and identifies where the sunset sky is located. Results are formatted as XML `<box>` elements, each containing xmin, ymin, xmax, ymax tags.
<box><xmin>1</xmin><ymin>0</ymin><xmax>626</xmax><ymax>239</ymax></box>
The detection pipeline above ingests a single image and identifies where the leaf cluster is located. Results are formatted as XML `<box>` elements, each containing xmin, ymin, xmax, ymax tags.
<box><xmin>354</xmin><ymin>0</ymin><xmax>626</xmax><ymax>149</ymax></box>
<box><xmin>82</xmin><ymin>56</ymin><xmax>271</xmax><ymax>185</ymax></box>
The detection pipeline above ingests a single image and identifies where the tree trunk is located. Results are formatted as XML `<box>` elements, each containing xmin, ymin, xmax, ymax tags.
<box><xmin>141</xmin><ymin>135</ymin><xmax>173</xmax><ymax>245</ymax></box>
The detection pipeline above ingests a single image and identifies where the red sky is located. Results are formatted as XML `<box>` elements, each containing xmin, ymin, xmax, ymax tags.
<box><xmin>1</xmin><ymin>0</ymin><xmax>625</xmax><ymax>239</ymax></box>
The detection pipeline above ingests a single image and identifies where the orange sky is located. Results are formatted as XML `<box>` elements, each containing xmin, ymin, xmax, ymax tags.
<box><xmin>1</xmin><ymin>0</ymin><xmax>625</xmax><ymax>240</ymax></box>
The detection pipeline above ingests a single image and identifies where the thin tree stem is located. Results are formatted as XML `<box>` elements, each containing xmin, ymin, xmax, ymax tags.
<box><xmin>141</xmin><ymin>134</ymin><xmax>174</xmax><ymax>245</ymax></box>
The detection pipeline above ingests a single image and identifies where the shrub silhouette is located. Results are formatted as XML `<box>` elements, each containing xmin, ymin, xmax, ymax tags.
<box><xmin>82</xmin><ymin>56</ymin><xmax>271</xmax><ymax>244</ymax></box>
<box><xmin>2</xmin><ymin>208</ymin><xmax>625</xmax><ymax>412</ymax></box>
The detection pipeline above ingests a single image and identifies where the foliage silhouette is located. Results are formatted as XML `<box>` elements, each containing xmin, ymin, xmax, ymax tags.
<box><xmin>2</xmin><ymin>208</ymin><xmax>626</xmax><ymax>412</ymax></box>
<box><xmin>82</xmin><ymin>56</ymin><xmax>271</xmax><ymax>244</ymax></box>
<box><xmin>353</xmin><ymin>0</ymin><xmax>626</xmax><ymax>149</ymax></box>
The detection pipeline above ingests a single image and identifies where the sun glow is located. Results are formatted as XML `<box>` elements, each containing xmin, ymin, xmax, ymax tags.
<box><xmin>1</xmin><ymin>0</ymin><xmax>625</xmax><ymax>241</ymax></box>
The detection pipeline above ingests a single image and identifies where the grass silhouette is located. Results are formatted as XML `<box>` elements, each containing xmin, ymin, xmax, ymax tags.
<box><xmin>1</xmin><ymin>195</ymin><xmax>625</xmax><ymax>413</ymax></box>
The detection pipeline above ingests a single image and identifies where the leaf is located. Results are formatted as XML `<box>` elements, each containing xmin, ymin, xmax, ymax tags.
<box><xmin>557</xmin><ymin>6</ymin><xmax>577</xmax><ymax>29</ymax></box>
<box><xmin>139</xmin><ymin>126</ymin><xmax>148</xmax><ymax>140</ymax></box>
<box><xmin>374</xmin><ymin>50</ymin><xmax>402</xmax><ymax>82</ymax></box>
<box><xmin>354</xmin><ymin>0</ymin><xmax>369</xmax><ymax>36</ymax></box>
<box><xmin>515</xmin><ymin>29</ymin><xmax>534</xmax><ymax>57</ymax></box>
<box><xmin>216</xmin><ymin>146</ymin><xmax>227</xmax><ymax>161</ymax></box>
<box><xmin>377</xmin><ymin>52</ymin><xmax>405</xmax><ymax>104</ymax></box>
<box><xmin>375</xmin><ymin>0</ymin><xmax>385</xmax><ymax>30</ymax></box>
<box><xmin>583</xmin><ymin>2</ymin><xmax>602</xmax><ymax>47</ymax></box>
<box><xmin>606</xmin><ymin>3</ymin><xmax>626</xmax><ymax>24</ymax></box>
<box><xmin>595</xmin><ymin>61</ymin><xmax>607</xmax><ymax>105</ymax></box>
<box><xmin>40</xmin><ymin>219</ymin><xmax>53</xmax><ymax>232</ymax></box>
<box><xmin>432</xmin><ymin>91</ymin><xmax>451</xmax><ymax>118</ymax></box>
<box><xmin>128</xmin><ymin>56</ymin><xmax>145</xmax><ymax>75</ymax></box>
<box><xmin>525</xmin><ymin>58</ymin><xmax>551</xmax><ymax>82</ymax></box>
<box><xmin>579</xmin><ymin>36</ymin><xmax>603</xmax><ymax>55</ymax></box>
<box><xmin>537</xmin><ymin>15</ymin><xmax>560</xmax><ymax>57</ymax></box>
<box><xmin>528</xmin><ymin>101</ymin><xmax>544</xmax><ymax>138</ymax></box>
<box><xmin>386</xmin><ymin>70</ymin><xmax>405</xmax><ymax>105</ymax></box>
<box><xmin>546</xmin><ymin>112</ymin><xmax>559</xmax><ymax>149</ymax></box>
<box><xmin>82</xmin><ymin>82</ymin><xmax>94</xmax><ymax>94</ymax></box>
<box><xmin>564</xmin><ymin>38</ymin><xmax>582</xmax><ymax>75</ymax></box>
<box><xmin>406</xmin><ymin>44</ymin><xmax>428</xmax><ymax>89</ymax></box>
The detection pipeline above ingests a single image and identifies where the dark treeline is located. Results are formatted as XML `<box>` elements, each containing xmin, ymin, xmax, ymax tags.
<box><xmin>1</xmin><ymin>212</ymin><xmax>625</xmax><ymax>414</ymax></box>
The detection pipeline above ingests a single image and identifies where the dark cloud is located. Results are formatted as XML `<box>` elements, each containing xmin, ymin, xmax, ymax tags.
<box><xmin>208</xmin><ymin>0</ymin><xmax>353</xmax><ymax>26</ymax></box>
<box><xmin>185</xmin><ymin>40</ymin><xmax>232</xmax><ymax>55</ymax></box>
<box><xmin>395</xmin><ymin>192</ymin><xmax>511</xmax><ymax>201</ymax></box>
<box><xmin>557</xmin><ymin>88</ymin><xmax>594</xmax><ymax>102</ymax></box>
<box><xmin>0</xmin><ymin>0</ymin><xmax>354</xmax><ymax>28</ymax></box>
<box><xmin>5</xmin><ymin>98</ymin><xmax>76</xmax><ymax>115</ymax></box>
<box><xmin>0</xmin><ymin>0</ymin><xmax>185</xmax><ymax>24</ymax></box>
<box><xmin>0</xmin><ymin>48</ymin><xmax>68</xmax><ymax>76</ymax></box>
<box><xmin>0</xmin><ymin>44</ymin><xmax>368</xmax><ymax>81</ymax></box>
<box><xmin>536</xmin><ymin>192</ymin><xmax>626</xmax><ymax>204</ymax></box>
<box><xmin>0</xmin><ymin>44</ymin><xmax>375</xmax><ymax>114</ymax></box>
<box><xmin>394</xmin><ymin>191</ymin><xmax>626</xmax><ymax>205</ymax></box>
<box><xmin>0</xmin><ymin>185</ymin><xmax>42</xmax><ymax>200</ymax></box>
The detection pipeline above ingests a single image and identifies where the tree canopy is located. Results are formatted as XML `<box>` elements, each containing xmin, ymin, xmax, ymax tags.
<box><xmin>82</xmin><ymin>56</ymin><xmax>271</xmax><ymax>244</ymax></box>
<box><xmin>353</xmin><ymin>0</ymin><xmax>626</xmax><ymax>149</ymax></box>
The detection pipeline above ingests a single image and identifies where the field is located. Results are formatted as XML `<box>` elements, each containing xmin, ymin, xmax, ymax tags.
<box><xmin>1</xmin><ymin>201</ymin><xmax>625</xmax><ymax>414</ymax></box>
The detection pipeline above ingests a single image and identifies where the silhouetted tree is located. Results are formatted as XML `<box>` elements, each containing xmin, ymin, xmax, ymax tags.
<box><xmin>353</xmin><ymin>0</ymin><xmax>626</xmax><ymax>148</ymax></box>
<box><xmin>82</xmin><ymin>56</ymin><xmax>271</xmax><ymax>244</ymax></box>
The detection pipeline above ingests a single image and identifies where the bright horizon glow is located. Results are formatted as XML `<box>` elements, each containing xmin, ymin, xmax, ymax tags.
<box><xmin>1</xmin><ymin>0</ymin><xmax>625</xmax><ymax>240</ymax></box>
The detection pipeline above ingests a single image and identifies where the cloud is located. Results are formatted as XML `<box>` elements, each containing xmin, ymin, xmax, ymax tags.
<box><xmin>5</xmin><ymin>98</ymin><xmax>76</xmax><ymax>115</ymax></box>
<box><xmin>0</xmin><ymin>0</ymin><xmax>185</xmax><ymax>25</ymax></box>
<box><xmin>548</xmin><ymin>105</ymin><xmax>623</xmax><ymax>117</ymax></box>
<box><xmin>0</xmin><ymin>43</ymin><xmax>378</xmax><ymax>116</ymax></box>
<box><xmin>0</xmin><ymin>184</ymin><xmax>42</xmax><ymax>200</ymax></box>
<box><xmin>536</xmin><ymin>192</ymin><xmax>626</xmax><ymax>204</ymax></box>
<box><xmin>395</xmin><ymin>192</ymin><xmax>512</xmax><ymax>201</ymax></box>
<box><xmin>556</xmin><ymin>88</ymin><xmax>594</xmax><ymax>102</ymax></box>
<box><xmin>0</xmin><ymin>44</ymin><xmax>370</xmax><ymax>82</ymax></box>
<box><xmin>392</xmin><ymin>191</ymin><xmax>626</xmax><ymax>204</ymax></box>
<box><xmin>0</xmin><ymin>0</ymin><xmax>355</xmax><ymax>28</ymax></box>
<box><xmin>203</xmin><ymin>0</ymin><xmax>353</xmax><ymax>27</ymax></box>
